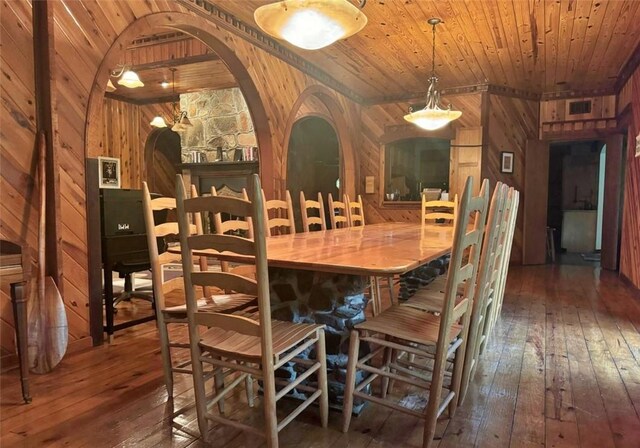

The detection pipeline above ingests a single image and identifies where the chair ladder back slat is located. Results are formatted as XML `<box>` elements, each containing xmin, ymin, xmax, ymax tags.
<box><xmin>262</xmin><ymin>189</ymin><xmax>296</xmax><ymax>236</ymax></box>
<box><xmin>190</xmin><ymin>271</ymin><xmax>258</xmax><ymax>296</ymax></box>
<box><xmin>328</xmin><ymin>193</ymin><xmax>349</xmax><ymax>229</ymax></box>
<box><xmin>184</xmin><ymin>195</ymin><xmax>253</xmax><ymax>218</ymax></box>
<box><xmin>345</xmin><ymin>194</ymin><xmax>365</xmax><ymax>227</ymax></box>
<box><xmin>188</xmin><ymin>234</ymin><xmax>255</xmax><ymax>256</ymax></box>
<box><xmin>300</xmin><ymin>191</ymin><xmax>327</xmax><ymax>232</ymax></box>
<box><xmin>194</xmin><ymin>312</ymin><xmax>260</xmax><ymax>337</ymax></box>
<box><xmin>422</xmin><ymin>194</ymin><xmax>458</xmax><ymax>225</ymax></box>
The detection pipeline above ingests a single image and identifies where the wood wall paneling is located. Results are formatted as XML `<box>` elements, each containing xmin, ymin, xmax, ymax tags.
<box><xmin>601</xmin><ymin>134</ymin><xmax>625</xmax><ymax>271</ymax></box>
<box><xmin>1</xmin><ymin>0</ymin><xmax>37</xmax><ymax>355</ymax></box>
<box><xmin>483</xmin><ymin>94</ymin><xmax>539</xmax><ymax>264</ymax></box>
<box><xmin>619</xmin><ymin>67</ymin><xmax>640</xmax><ymax>289</ymax></box>
<box><xmin>359</xmin><ymin>92</ymin><xmax>483</xmax><ymax>224</ymax></box>
<box><xmin>523</xmin><ymin>140</ymin><xmax>550</xmax><ymax>265</ymax></box>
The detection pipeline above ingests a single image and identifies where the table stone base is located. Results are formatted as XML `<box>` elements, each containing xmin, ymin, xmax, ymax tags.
<box><xmin>268</xmin><ymin>268</ymin><xmax>371</xmax><ymax>411</ymax></box>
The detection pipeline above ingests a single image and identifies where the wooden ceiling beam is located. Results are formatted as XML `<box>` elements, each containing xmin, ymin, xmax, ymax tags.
<box><xmin>112</xmin><ymin>53</ymin><xmax>220</xmax><ymax>74</ymax></box>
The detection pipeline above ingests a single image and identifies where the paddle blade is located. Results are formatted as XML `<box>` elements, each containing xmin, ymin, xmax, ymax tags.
<box><xmin>27</xmin><ymin>276</ymin><xmax>68</xmax><ymax>374</ymax></box>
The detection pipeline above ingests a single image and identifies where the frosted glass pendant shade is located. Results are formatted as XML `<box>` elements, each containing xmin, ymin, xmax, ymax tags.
<box><xmin>150</xmin><ymin>116</ymin><xmax>168</xmax><ymax>128</ymax></box>
<box><xmin>117</xmin><ymin>70</ymin><xmax>144</xmax><ymax>88</ymax></box>
<box><xmin>254</xmin><ymin>0</ymin><xmax>367</xmax><ymax>50</ymax></box>
<box><xmin>404</xmin><ymin>108</ymin><xmax>462</xmax><ymax>131</ymax></box>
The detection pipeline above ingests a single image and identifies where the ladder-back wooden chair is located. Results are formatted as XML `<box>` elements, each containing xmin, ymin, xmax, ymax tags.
<box><xmin>142</xmin><ymin>182</ymin><xmax>256</xmax><ymax>404</ymax></box>
<box><xmin>481</xmin><ymin>187</ymin><xmax>519</xmax><ymax>353</ymax></box>
<box><xmin>327</xmin><ymin>193</ymin><xmax>349</xmax><ymax>229</ymax></box>
<box><xmin>262</xmin><ymin>189</ymin><xmax>296</xmax><ymax>236</ymax></box>
<box><xmin>211</xmin><ymin>186</ymin><xmax>254</xmax><ymax>276</ymax></box>
<box><xmin>342</xmin><ymin>176</ymin><xmax>489</xmax><ymax>448</ymax></box>
<box><xmin>300</xmin><ymin>191</ymin><xmax>327</xmax><ymax>232</ymax></box>
<box><xmin>422</xmin><ymin>194</ymin><xmax>458</xmax><ymax>226</ymax></box>
<box><xmin>176</xmin><ymin>174</ymin><xmax>328</xmax><ymax>447</ymax></box>
<box><xmin>345</xmin><ymin>194</ymin><xmax>365</xmax><ymax>227</ymax></box>
<box><xmin>403</xmin><ymin>182</ymin><xmax>507</xmax><ymax>403</ymax></box>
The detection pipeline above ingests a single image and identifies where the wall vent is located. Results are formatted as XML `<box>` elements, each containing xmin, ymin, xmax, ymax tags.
<box><xmin>569</xmin><ymin>100</ymin><xmax>592</xmax><ymax>115</ymax></box>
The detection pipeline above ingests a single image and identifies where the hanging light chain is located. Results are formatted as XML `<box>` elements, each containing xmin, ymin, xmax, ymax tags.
<box><xmin>431</xmin><ymin>20</ymin><xmax>436</xmax><ymax>78</ymax></box>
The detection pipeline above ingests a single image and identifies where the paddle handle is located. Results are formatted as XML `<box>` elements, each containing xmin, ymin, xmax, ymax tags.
<box><xmin>38</xmin><ymin>131</ymin><xmax>46</xmax><ymax>302</ymax></box>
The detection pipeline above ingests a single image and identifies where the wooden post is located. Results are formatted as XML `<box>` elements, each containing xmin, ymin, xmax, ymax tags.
<box><xmin>601</xmin><ymin>134</ymin><xmax>624</xmax><ymax>271</ymax></box>
<box><xmin>33</xmin><ymin>0</ymin><xmax>62</xmax><ymax>288</ymax></box>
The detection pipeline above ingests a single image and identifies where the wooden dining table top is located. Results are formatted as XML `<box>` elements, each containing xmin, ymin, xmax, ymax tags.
<box><xmin>173</xmin><ymin>222</ymin><xmax>454</xmax><ymax>276</ymax></box>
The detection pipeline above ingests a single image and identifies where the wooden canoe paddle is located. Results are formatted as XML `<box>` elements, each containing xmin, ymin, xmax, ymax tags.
<box><xmin>27</xmin><ymin>132</ymin><xmax>68</xmax><ymax>374</ymax></box>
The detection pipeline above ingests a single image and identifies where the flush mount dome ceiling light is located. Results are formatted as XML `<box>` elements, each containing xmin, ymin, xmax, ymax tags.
<box><xmin>254</xmin><ymin>0</ymin><xmax>367</xmax><ymax>50</ymax></box>
<box><xmin>404</xmin><ymin>18</ymin><xmax>461</xmax><ymax>131</ymax></box>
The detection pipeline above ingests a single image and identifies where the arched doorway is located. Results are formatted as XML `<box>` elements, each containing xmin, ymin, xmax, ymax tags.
<box><xmin>287</xmin><ymin>116</ymin><xmax>340</xmax><ymax>229</ymax></box>
<box><xmin>84</xmin><ymin>13</ymin><xmax>274</xmax><ymax>344</ymax></box>
<box><xmin>144</xmin><ymin>128</ymin><xmax>182</xmax><ymax>198</ymax></box>
<box><xmin>282</xmin><ymin>85</ymin><xmax>358</xmax><ymax>202</ymax></box>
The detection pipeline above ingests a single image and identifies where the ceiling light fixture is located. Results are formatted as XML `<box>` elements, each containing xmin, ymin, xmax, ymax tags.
<box><xmin>404</xmin><ymin>18</ymin><xmax>461</xmax><ymax>131</ymax></box>
<box><xmin>150</xmin><ymin>68</ymin><xmax>193</xmax><ymax>132</ymax></box>
<box><xmin>107</xmin><ymin>65</ymin><xmax>144</xmax><ymax>91</ymax></box>
<box><xmin>254</xmin><ymin>0</ymin><xmax>367</xmax><ymax>50</ymax></box>
<box><xmin>160</xmin><ymin>80</ymin><xmax>170</xmax><ymax>89</ymax></box>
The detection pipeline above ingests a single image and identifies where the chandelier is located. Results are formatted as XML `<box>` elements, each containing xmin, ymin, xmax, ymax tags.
<box><xmin>404</xmin><ymin>18</ymin><xmax>461</xmax><ymax>131</ymax></box>
<box><xmin>150</xmin><ymin>68</ymin><xmax>193</xmax><ymax>132</ymax></box>
<box><xmin>254</xmin><ymin>0</ymin><xmax>367</xmax><ymax>50</ymax></box>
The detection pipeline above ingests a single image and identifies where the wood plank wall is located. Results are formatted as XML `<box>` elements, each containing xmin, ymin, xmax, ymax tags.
<box><xmin>96</xmin><ymin>98</ymin><xmax>173</xmax><ymax>189</ymax></box>
<box><xmin>619</xmin><ymin>67</ymin><xmax>640</xmax><ymax>289</ymax></box>
<box><xmin>539</xmin><ymin>95</ymin><xmax>617</xmax><ymax>137</ymax></box>
<box><xmin>483</xmin><ymin>94</ymin><xmax>539</xmax><ymax>264</ymax></box>
<box><xmin>0</xmin><ymin>1</ymin><xmax>363</xmax><ymax>346</ymax></box>
<box><xmin>359</xmin><ymin>93</ymin><xmax>483</xmax><ymax>224</ymax></box>
<box><xmin>0</xmin><ymin>0</ymin><xmax>38</xmax><ymax>355</ymax></box>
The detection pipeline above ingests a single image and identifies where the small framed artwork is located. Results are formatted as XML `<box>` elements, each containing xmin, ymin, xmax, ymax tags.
<box><xmin>501</xmin><ymin>151</ymin><xmax>514</xmax><ymax>174</ymax></box>
<box><xmin>98</xmin><ymin>156</ymin><xmax>121</xmax><ymax>189</ymax></box>
<box><xmin>635</xmin><ymin>132</ymin><xmax>640</xmax><ymax>158</ymax></box>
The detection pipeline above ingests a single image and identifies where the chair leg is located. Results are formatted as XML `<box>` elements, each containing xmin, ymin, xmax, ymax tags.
<box><xmin>245</xmin><ymin>374</ymin><xmax>254</xmax><ymax>408</ymax></box>
<box><xmin>381</xmin><ymin>339</ymin><xmax>393</xmax><ymax>399</ymax></box>
<box><xmin>422</xmin><ymin>350</ymin><xmax>447</xmax><ymax>448</ymax></box>
<box><xmin>157</xmin><ymin>315</ymin><xmax>174</xmax><ymax>398</ymax></box>
<box><xmin>262</xmin><ymin>366</ymin><xmax>279</xmax><ymax>448</ymax></box>
<box><xmin>214</xmin><ymin>358</ymin><xmax>225</xmax><ymax>414</ymax></box>
<box><xmin>342</xmin><ymin>329</ymin><xmax>360</xmax><ymax>433</ymax></box>
<box><xmin>190</xmin><ymin>344</ymin><xmax>210</xmax><ymax>442</ymax></box>
<box><xmin>316</xmin><ymin>331</ymin><xmax>329</xmax><ymax>428</ymax></box>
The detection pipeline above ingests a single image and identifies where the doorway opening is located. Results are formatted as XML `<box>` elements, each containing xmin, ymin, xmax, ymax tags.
<box><xmin>547</xmin><ymin>140</ymin><xmax>605</xmax><ymax>266</ymax></box>
<box><xmin>286</xmin><ymin>116</ymin><xmax>340</xmax><ymax>230</ymax></box>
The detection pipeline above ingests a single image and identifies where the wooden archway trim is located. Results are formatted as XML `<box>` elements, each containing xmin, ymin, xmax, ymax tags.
<box><xmin>84</xmin><ymin>12</ymin><xmax>274</xmax><ymax>197</ymax></box>
<box><xmin>281</xmin><ymin>85</ymin><xmax>357</xmax><ymax>199</ymax></box>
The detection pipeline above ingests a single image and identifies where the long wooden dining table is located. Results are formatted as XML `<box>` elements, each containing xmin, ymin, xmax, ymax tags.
<box><xmin>179</xmin><ymin>222</ymin><xmax>454</xmax><ymax>276</ymax></box>
<box><xmin>172</xmin><ymin>222</ymin><xmax>455</xmax><ymax>410</ymax></box>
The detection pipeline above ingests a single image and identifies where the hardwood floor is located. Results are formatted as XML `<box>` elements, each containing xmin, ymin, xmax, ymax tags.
<box><xmin>2</xmin><ymin>265</ymin><xmax>640</xmax><ymax>447</ymax></box>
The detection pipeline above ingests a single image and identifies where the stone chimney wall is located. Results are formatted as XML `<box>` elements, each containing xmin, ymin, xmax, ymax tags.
<box><xmin>179</xmin><ymin>88</ymin><xmax>256</xmax><ymax>162</ymax></box>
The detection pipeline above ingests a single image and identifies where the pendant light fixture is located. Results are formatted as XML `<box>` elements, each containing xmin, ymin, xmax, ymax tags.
<box><xmin>150</xmin><ymin>68</ymin><xmax>193</xmax><ymax>132</ymax></box>
<box><xmin>254</xmin><ymin>0</ymin><xmax>367</xmax><ymax>50</ymax></box>
<box><xmin>404</xmin><ymin>18</ymin><xmax>461</xmax><ymax>131</ymax></box>
<box><xmin>107</xmin><ymin>65</ymin><xmax>144</xmax><ymax>91</ymax></box>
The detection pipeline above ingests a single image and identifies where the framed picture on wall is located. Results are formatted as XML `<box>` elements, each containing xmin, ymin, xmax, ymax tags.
<box><xmin>501</xmin><ymin>151</ymin><xmax>514</xmax><ymax>174</ymax></box>
<box><xmin>98</xmin><ymin>156</ymin><xmax>121</xmax><ymax>189</ymax></box>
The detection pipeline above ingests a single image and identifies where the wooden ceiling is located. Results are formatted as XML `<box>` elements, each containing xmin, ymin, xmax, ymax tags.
<box><xmin>214</xmin><ymin>0</ymin><xmax>640</xmax><ymax>101</ymax></box>
<box><xmin>108</xmin><ymin>33</ymin><xmax>238</xmax><ymax>103</ymax></box>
